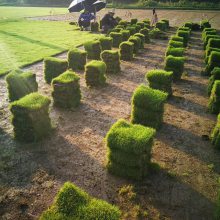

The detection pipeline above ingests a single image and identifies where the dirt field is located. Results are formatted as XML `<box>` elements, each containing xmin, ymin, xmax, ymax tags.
<box><xmin>28</xmin><ymin>9</ymin><xmax>220</xmax><ymax>29</ymax></box>
<box><xmin>1</xmin><ymin>11</ymin><xmax>220</xmax><ymax>220</ymax></box>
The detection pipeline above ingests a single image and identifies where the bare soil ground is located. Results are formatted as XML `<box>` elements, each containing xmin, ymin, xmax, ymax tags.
<box><xmin>1</xmin><ymin>25</ymin><xmax>220</xmax><ymax>219</ymax></box>
<box><xmin>28</xmin><ymin>9</ymin><xmax>220</xmax><ymax>29</ymax></box>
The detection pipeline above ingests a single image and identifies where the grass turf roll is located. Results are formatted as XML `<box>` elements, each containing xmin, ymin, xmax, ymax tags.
<box><xmin>134</xmin><ymin>33</ymin><xmax>145</xmax><ymax>48</ymax></box>
<box><xmin>119</xmin><ymin>41</ymin><xmax>134</xmax><ymax>61</ymax></box>
<box><xmin>101</xmin><ymin>50</ymin><xmax>120</xmax><ymax>74</ymax></box>
<box><xmin>131</xmin><ymin>85</ymin><xmax>168</xmax><ymax>129</ymax></box>
<box><xmin>140</xmin><ymin>28</ymin><xmax>150</xmax><ymax>43</ymax></box>
<box><xmin>201</xmin><ymin>20</ymin><xmax>211</xmax><ymax>30</ymax></box>
<box><xmin>128</xmin><ymin>36</ymin><xmax>141</xmax><ymax>54</ymax></box>
<box><xmin>205</xmin><ymin>47</ymin><xmax>220</xmax><ymax>64</ymax></box>
<box><xmin>207</xmin><ymin>67</ymin><xmax>220</xmax><ymax>96</ymax></box>
<box><xmin>40</xmin><ymin>182</ymin><xmax>121</xmax><ymax>220</ymax></box>
<box><xmin>90</xmin><ymin>21</ymin><xmax>99</xmax><ymax>32</ymax></box>
<box><xmin>205</xmin><ymin>51</ymin><xmax>220</xmax><ymax>75</ymax></box>
<box><xmin>6</xmin><ymin>69</ymin><xmax>38</xmax><ymax>102</ymax></box>
<box><xmin>156</xmin><ymin>21</ymin><xmax>167</xmax><ymax>31</ymax></box>
<box><xmin>211</xmin><ymin>114</ymin><xmax>220</xmax><ymax>149</ymax></box>
<box><xmin>168</xmin><ymin>40</ymin><xmax>184</xmax><ymax>48</ymax></box>
<box><xmin>170</xmin><ymin>35</ymin><xmax>184</xmax><ymax>42</ymax></box>
<box><xmin>208</xmin><ymin>80</ymin><xmax>220</xmax><ymax>114</ymax></box>
<box><xmin>161</xmin><ymin>19</ymin><xmax>169</xmax><ymax>29</ymax></box>
<box><xmin>126</xmin><ymin>26</ymin><xmax>136</xmax><ymax>35</ymax></box>
<box><xmin>177</xmin><ymin>30</ymin><xmax>190</xmax><ymax>47</ymax></box>
<box><xmin>109</xmin><ymin>32</ymin><xmax>123</xmax><ymax>48</ymax></box>
<box><xmin>85</xmin><ymin>60</ymin><xmax>106</xmax><ymax>87</ymax></box>
<box><xmin>184</xmin><ymin>22</ymin><xmax>193</xmax><ymax>29</ymax></box>
<box><xmin>207</xmin><ymin>38</ymin><xmax>220</xmax><ymax>49</ymax></box>
<box><xmin>68</xmin><ymin>48</ymin><xmax>87</xmax><ymax>71</ymax></box>
<box><xmin>131</xmin><ymin>18</ymin><xmax>138</xmax><ymax>25</ymax></box>
<box><xmin>136</xmin><ymin>21</ymin><xmax>145</xmax><ymax>29</ymax></box>
<box><xmin>204</xmin><ymin>35</ymin><xmax>220</xmax><ymax>49</ymax></box>
<box><xmin>106</xmin><ymin>119</ymin><xmax>155</xmax><ymax>180</ymax></box>
<box><xmin>84</xmin><ymin>40</ymin><xmax>101</xmax><ymax>60</ymax></box>
<box><xmin>165</xmin><ymin>55</ymin><xmax>185</xmax><ymax>80</ymax></box>
<box><xmin>99</xmin><ymin>37</ymin><xmax>113</xmax><ymax>51</ymax></box>
<box><xmin>120</xmin><ymin>30</ymin><xmax>130</xmax><ymax>41</ymax></box>
<box><xmin>149</xmin><ymin>28</ymin><xmax>168</xmax><ymax>40</ymax></box>
<box><xmin>10</xmin><ymin>92</ymin><xmax>52</xmax><ymax>142</ymax></box>
<box><xmin>44</xmin><ymin>57</ymin><xmax>68</xmax><ymax>84</ymax></box>
<box><xmin>166</xmin><ymin>47</ymin><xmax>184</xmax><ymax>57</ymax></box>
<box><xmin>52</xmin><ymin>71</ymin><xmax>81</xmax><ymax>108</ymax></box>
<box><xmin>146</xmin><ymin>69</ymin><xmax>173</xmax><ymax>96</ymax></box>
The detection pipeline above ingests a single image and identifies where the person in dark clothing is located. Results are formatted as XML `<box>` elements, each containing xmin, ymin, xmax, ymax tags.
<box><xmin>78</xmin><ymin>10</ymin><xmax>95</xmax><ymax>31</ymax></box>
<box><xmin>101</xmin><ymin>11</ymin><xmax>118</xmax><ymax>33</ymax></box>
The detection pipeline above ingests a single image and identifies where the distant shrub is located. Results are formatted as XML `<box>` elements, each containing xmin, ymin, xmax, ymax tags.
<box><xmin>99</xmin><ymin>37</ymin><xmax>113</xmax><ymax>51</ymax></box>
<box><xmin>156</xmin><ymin>21</ymin><xmax>167</xmax><ymax>31</ymax></box>
<box><xmin>119</xmin><ymin>41</ymin><xmax>134</xmax><ymax>61</ymax></box>
<box><xmin>101</xmin><ymin>50</ymin><xmax>120</xmax><ymax>74</ymax></box>
<box><xmin>126</xmin><ymin>26</ymin><xmax>136</xmax><ymax>35</ymax></box>
<box><xmin>85</xmin><ymin>60</ymin><xmax>106</xmax><ymax>87</ymax></box>
<box><xmin>140</xmin><ymin>28</ymin><xmax>150</xmax><ymax>43</ymax></box>
<box><xmin>149</xmin><ymin>28</ymin><xmax>168</xmax><ymax>40</ymax></box>
<box><xmin>136</xmin><ymin>21</ymin><xmax>145</xmax><ymax>29</ymax></box>
<box><xmin>52</xmin><ymin>71</ymin><xmax>81</xmax><ymax>108</ymax></box>
<box><xmin>168</xmin><ymin>40</ymin><xmax>184</xmax><ymax>48</ymax></box>
<box><xmin>106</xmin><ymin>119</ymin><xmax>156</xmax><ymax>180</ymax></box>
<box><xmin>211</xmin><ymin>114</ymin><xmax>220</xmax><ymax>149</ymax></box>
<box><xmin>207</xmin><ymin>67</ymin><xmax>220</xmax><ymax>96</ymax></box>
<box><xmin>201</xmin><ymin>20</ymin><xmax>211</xmax><ymax>30</ymax></box>
<box><xmin>44</xmin><ymin>57</ymin><xmax>68</xmax><ymax>84</ymax></box>
<box><xmin>206</xmin><ymin>51</ymin><xmax>220</xmax><ymax>75</ymax></box>
<box><xmin>208</xmin><ymin>80</ymin><xmax>220</xmax><ymax>114</ymax></box>
<box><xmin>40</xmin><ymin>182</ymin><xmax>121</xmax><ymax>220</ymax></box>
<box><xmin>90</xmin><ymin>21</ymin><xmax>99</xmax><ymax>32</ymax></box>
<box><xmin>10</xmin><ymin>92</ymin><xmax>51</xmax><ymax>142</ymax></box>
<box><xmin>131</xmin><ymin>85</ymin><xmax>168</xmax><ymax>129</ymax></box>
<box><xmin>134</xmin><ymin>33</ymin><xmax>145</xmax><ymax>48</ymax></box>
<box><xmin>165</xmin><ymin>55</ymin><xmax>185</xmax><ymax>80</ymax></box>
<box><xmin>128</xmin><ymin>36</ymin><xmax>141</xmax><ymax>54</ymax></box>
<box><xmin>109</xmin><ymin>32</ymin><xmax>123</xmax><ymax>48</ymax></box>
<box><xmin>131</xmin><ymin>18</ymin><xmax>138</xmax><ymax>25</ymax></box>
<box><xmin>177</xmin><ymin>30</ymin><xmax>190</xmax><ymax>47</ymax></box>
<box><xmin>120</xmin><ymin>30</ymin><xmax>130</xmax><ymax>41</ymax></box>
<box><xmin>146</xmin><ymin>69</ymin><xmax>173</xmax><ymax>96</ymax></box>
<box><xmin>6</xmin><ymin>69</ymin><xmax>38</xmax><ymax>102</ymax></box>
<box><xmin>68</xmin><ymin>48</ymin><xmax>87</xmax><ymax>71</ymax></box>
<box><xmin>84</xmin><ymin>40</ymin><xmax>101</xmax><ymax>60</ymax></box>
<box><xmin>166</xmin><ymin>47</ymin><xmax>184</xmax><ymax>57</ymax></box>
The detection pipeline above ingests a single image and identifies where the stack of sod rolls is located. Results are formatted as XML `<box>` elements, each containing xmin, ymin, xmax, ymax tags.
<box><xmin>84</xmin><ymin>40</ymin><xmax>101</xmax><ymax>60</ymax></box>
<box><xmin>68</xmin><ymin>48</ymin><xmax>87</xmax><ymax>71</ymax></box>
<box><xmin>149</xmin><ymin>28</ymin><xmax>168</xmax><ymax>40</ymax></box>
<box><xmin>109</xmin><ymin>32</ymin><xmax>123</xmax><ymax>48</ymax></box>
<box><xmin>156</xmin><ymin>21</ymin><xmax>167</xmax><ymax>31</ymax></box>
<box><xmin>6</xmin><ymin>69</ymin><xmax>38</xmax><ymax>102</ymax></box>
<box><xmin>101</xmin><ymin>50</ymin><xmax>120</xmax><ymax>74</ymax></box>
<box><xmin>52</xmin><ymin>71</ymin><xmax>81</xmax><ymax>108</ymax></box>
<box><xmin>165</xmin><ymin>55</ymin><xmax>185</xmax><ymax>80</ymax></box>
<box><xmin>106</xmin><ymin>119</ymin><xmax>156</xmax><ymax>180</ymax></box>
<box><xmin>134</xmin><ymin>33</ymin><xmax>145</xmax><ymax>49</ymax></box>
<box><xmin>44</xmin><ymin>57</ymin><xmax>68</xmax><ymax>84</ymax></box>
<box><xmin>131</xmin><ymin>85</ymin><xmax>168</xmax><ymax>129</ymax></box>
<box><xmin>119</xmin><ymin>41</ymin><xmax>134</xmax><ymax>61</ymax></box>
<box><xmin>99</xmin><ymin>37</ymin><xmax>113</xmax><ymax>51</ymax></box>
<box><xmin>10</xmin><ymin>93</ymin><xmax>52</xmax><ymax>142</ymax></box>
<box><xmin>40</xmin><ymin>182</ymin><xmax>121</xmax><ymax>220</ymax></box>
<box><xmin>208</xmin><ymin>80</ymin><xmax>220</xmax><ymax>114</ymax></box>
<box><xmin>177</xmin><ymin>27</ymin><xmax>190</xmax><ymax>47</ymax></box>
<box><xmin>128</xmin><ymin>36</ymin><xmax>141</xmax><ymax>54</ymax></box>
<box><xmin>205</xmin><ymin>51</ymin><xmax>220</xmax><ymax>75</ymax></box>
<box><xmin>211</xmin><ymin>114</ymin><xmax>220</xmax><ymax>149</ymax></box>
<box><xmin>126</xmin><ymin>26</ymin><xmax>136</xmax><ymax>35</ymax></box>
<box><xmin>207</xmin><ymin>67</ymin><xmax>220</xmax><ymax>96</ymax></box>
<box><xmin>140</xmin><ymin>28</ymin><xmax>150</xmax><ymax>43</ymax></box>
<box><xmin>120</xmin><ymin>30</ymin><xmax>130</xmax><ymax>41</ymax></box>
<box><xmin>85</xmin><ymin>60</ymin><xmax>106</xmax><ymax>87</ymax></box>
<box><xmin>146</xmin><ymin>69</ymin><xmax>173</xmax><ymax>96</ymax></box>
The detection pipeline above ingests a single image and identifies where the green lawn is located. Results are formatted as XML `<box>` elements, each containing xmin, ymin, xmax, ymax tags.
<box><xmin>0</xmin><ymin>6</ymin><xmax>67</xmax><ymax>20</ymax></box>
<box><xmin>0</xmin><ymin>20</ymin><xmax>101</xmax><ymax>76</ymax></box>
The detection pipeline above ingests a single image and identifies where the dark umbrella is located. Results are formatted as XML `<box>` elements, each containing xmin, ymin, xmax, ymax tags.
<box><xmin>68</xmin><ymin>0</ymin><xmax>97</xmax><ymax>13</ymax></box>
<box><xmin>87</xmin><ymin>0</ymin><xmax>106</xmax><ymax>13</ymax></box>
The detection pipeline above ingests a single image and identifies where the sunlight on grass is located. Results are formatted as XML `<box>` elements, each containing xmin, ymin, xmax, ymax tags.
<box><xmin>0</xmin><ymin>20</ymin><xmax>102</xmax><ymax>75</ymax></box>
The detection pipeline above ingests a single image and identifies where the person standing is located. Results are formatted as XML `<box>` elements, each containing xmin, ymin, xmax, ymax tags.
<box><xmin>151</xmin><ymin>8</ymin><xmax>158</xmax><ymax>27</ymax></box>
<box><xmin>101</xmin><ymin>11</ymin><xmax>118</xmax><ymax>33</ymax></box>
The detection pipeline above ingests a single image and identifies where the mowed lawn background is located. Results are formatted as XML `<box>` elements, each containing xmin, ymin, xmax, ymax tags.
<box><xmin>0</xmin><ymin>7</ymin><xmax>101</xmax><ymax>76</ymax></box>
